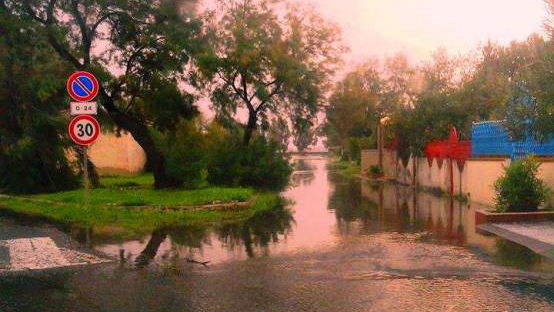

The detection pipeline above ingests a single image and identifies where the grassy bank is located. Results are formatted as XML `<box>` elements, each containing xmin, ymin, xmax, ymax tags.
<box><xmin>327</xmin><ymin>160</ymin><xmax>361</xmax><ymax>177</ymax></box>
<box><xmin>0</xmin><ymin>174</ymin><xmax>282</xmax><ymax>234</ymax></box>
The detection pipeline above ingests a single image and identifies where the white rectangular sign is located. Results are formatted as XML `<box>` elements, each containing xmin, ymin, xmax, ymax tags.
<box><xmin>70</xmin><ymin>102</ymin><xmax>98</xmax><ymax>116</ymax></box>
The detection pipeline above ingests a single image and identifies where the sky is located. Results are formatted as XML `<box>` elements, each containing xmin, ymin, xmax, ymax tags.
<box><xmin>310</xmin><ymin>0</ymin><xmax>548</xmax><ymax>65</ymax></box>
<box><xmin>198</xmin><ymin>0</ymin><xmax>550</xmax><ymax>150</ymax></box>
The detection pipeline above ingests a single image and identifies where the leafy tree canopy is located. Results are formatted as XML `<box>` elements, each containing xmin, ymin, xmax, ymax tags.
<box><xmin>197</xmin><ymin>0</ymin><xmax>344</xmax><ymax>146</ymax></box>
<box><xmin>5</xmin><ymin>0</ymin><xmax>204</xmax><ymax>188</ymax></box>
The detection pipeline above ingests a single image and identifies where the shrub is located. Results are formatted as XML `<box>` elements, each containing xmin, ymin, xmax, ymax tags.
<box><xmin>152</xmin><ymin>120</ymin><xmax>292</xmax><ymax>191</ymax></box>
<box><xmin>206</xmin><ymin>134</ymin><xmax>292</xmax><ymax>191</ymax></box>
<box><xmin>368</xmin><ymin>165</ymin><xmax>384</xmax><ymax>177</ymax></box>
<box><xmin>345</xmin><ymin>137</ymin><xmax>372</xmax><ymax>164</ymax></box>
<box><xmin>494</xmin><ymin>157</ymin><xmax>548</xmax><ymax>212</ymax></box>
<box><xmin>0</xmin><ymin>136</ymin><xmax>79</xmax><ymax>194</ymax></box>
<box><xmin>153</xmin><ymin>119</ymin><xmax>207</xmax><ymax>189</ymax></box>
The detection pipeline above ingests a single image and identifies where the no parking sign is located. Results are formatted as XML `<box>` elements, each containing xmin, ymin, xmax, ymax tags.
<box><xmin>66</xmin><ymin>71</ymin><xmax>99</xmax><ymax>102</ymax></box>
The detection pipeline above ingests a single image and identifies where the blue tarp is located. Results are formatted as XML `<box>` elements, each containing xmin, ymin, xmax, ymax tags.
<box><xmin>471</xmin><ymin>121</ymin><xmax>554</xmax><ymax>159</ymax></box>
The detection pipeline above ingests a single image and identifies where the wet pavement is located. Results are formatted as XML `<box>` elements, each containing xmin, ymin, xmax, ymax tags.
<box><xmin>1</xmin><ymin>157</ymin><xmax>554</xmax><ymax>312</ymax></box>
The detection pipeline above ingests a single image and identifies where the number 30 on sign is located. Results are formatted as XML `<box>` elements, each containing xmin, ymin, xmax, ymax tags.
<box><xmin>68</xmin><ymin>115</ymin><xmax>100</xmax><ymax>146</ymax></box>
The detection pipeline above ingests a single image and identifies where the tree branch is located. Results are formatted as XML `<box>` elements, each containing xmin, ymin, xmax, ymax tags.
<box><xmin>46</xmin><ymin>0</ymin><xmax>57</xmax><ymax>23</ymax></box>
<box><xmin>241</xmin><ymin>72</ymin><xmax>255</xmax><ymax>112</ymax></box>
<box><xmin>220</xmin><ymin>71</ymin><xmax>249</xmax><ymax>105</ymax></box>
<box><xmin>91</xmin><ymin>10</ymin><xmax>118</xmax><ymax>34</ymax></box>
<box><xmin>47</xmin><ymin>32</ymin><xmax>83</xmax><ymax>69</ymax></box>
<box><xmin>23</xmin><ymin>0</ymin><xmax>83</xmax><ymax>68</ymax></box>
<box><xmin>255</xmin><ymin>82</ymin><xmax>283</xmax><ymax>112</ymax></box>
<box><xmin>70</xmin><ymin>0</ymin><xmax>91</xmax><ymax>66</ymax></box>
<box><xmin>22</xmin><ymin>1</ymin><xmax>47</xmax><ymax>24</ymax></box>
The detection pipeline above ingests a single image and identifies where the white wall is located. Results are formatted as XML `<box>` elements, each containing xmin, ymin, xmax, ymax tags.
<box><xmin>388</xmin><ymin>151</ymin><xmax>554</xmax><ymax>207</ymax></box>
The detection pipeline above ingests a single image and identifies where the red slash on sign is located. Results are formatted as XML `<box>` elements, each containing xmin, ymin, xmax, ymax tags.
<box><xmin>68</xmin><ymin>115</ymin><xmax>100</xmax><ymax>146</ymax></box>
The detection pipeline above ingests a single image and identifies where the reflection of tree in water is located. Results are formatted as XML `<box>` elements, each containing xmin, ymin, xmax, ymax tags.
<box><xmin>216</xmin><ymin>203</ymin><xmax>295</xmax><ymax>258</ymax></box>
<box><xmin>291</xmin><ymin>171</ymin><xmax>315</xmax><ymax>186</ymax></box>
<box><xmin>494</xmin><ymin>239</ymin><xmax>542</xmax><ymax>270</ymax></box>
<box><xmin>291</xmin><ymin>159</ymin><xmax>315</xmax><ymax>186</ymax></box>
<box><xmin>294</xmin><ymin>159</ymin><xmax>315</xmax><ymax>172</ymax></box>
<box><xmin>135</xmin><ymin>229</ymin><xmax>168</xmax><ymax>268</ymax></box>
<box><xmin>328</xmin><ymin>176</ymin><xmax>378</xmax><ymax>233</ymax></box>
<box><xmin>134</xmin><ymin>225</ymin><xmax>211</xmax><ymax>268</ymax></box>
<box><xmin>169</xmin><ymin>225</ymin><xmax>211</xmax><ymax>249</ymax></box>
<box><xmin>395</xmin><ymin>200</ymin><xmax>411</xmax><ymax>232</ymax></box>
<box><xmin>132</xmin><ymin>203</ymin><xmax>294</xmax><ymax>265</ymax></box>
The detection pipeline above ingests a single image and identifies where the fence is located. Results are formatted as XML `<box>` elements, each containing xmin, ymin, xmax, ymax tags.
<box><xmin>424</xmin><ymin>127</ymin><xmax>472</xmax><ymax>169</ymax></box>
<box><xmin>472</xmin><ymin>121</ymin><xmax>554</xmax><ymax>159</ymax></box>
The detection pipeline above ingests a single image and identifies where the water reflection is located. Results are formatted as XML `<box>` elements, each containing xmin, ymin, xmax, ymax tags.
<box><xmin>135</xmin><ymin>229</ymin><xmax>168</xmax><ymax>268</ymax></box>
<box><xmin>216</xmin><ymin>204</ymin><xmax>295</xmax><ymax>258</ymax></box>
<box><xmin>85</xmin><ymin>157</ymin><xmax>554</xmax><ymax>272</ymax></box>
<box><xmin>107</xmin><ymin>203</ymin><xmax>295</xmax><ymax>267</ymax></box>
<box><xmin>291</xmin><ymin>159</ymin><xmax>315</xmax><ymax>186</ymax></box>
<box><xmin>354</xmin><ymin>177</ymin><xmax>554</xmax><ymax>272</ymax></box>
<box><xmin>495</xmin><ymin>239</ymin><xmax>543</xmax><ymax>270</ymax></box>
<box><xmin>2</xmin><ymin>157</ymin><xmax>554</xmax><ymax>312</ymax></box>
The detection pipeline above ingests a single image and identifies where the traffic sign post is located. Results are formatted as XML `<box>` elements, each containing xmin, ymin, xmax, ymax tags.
<box><xmin>67</xmin><ymin>71</ymin><xmax>100</xmax><ymax>206</ymax></box>
<box><xmin>68</xmin><ymin>115</ymin><xmax>101</xmax><ymax>146</ymax></box>
<box><xmin>67</xmin><ymin>71</ymin><xmax>99</xmax><ymax>102</ymax></box>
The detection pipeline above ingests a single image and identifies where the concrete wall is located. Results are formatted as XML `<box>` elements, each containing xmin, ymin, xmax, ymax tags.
<box><xmin>461</xmin><ymin>158</ymin><xmax>509</xmax><ymax>205</ymax></box>
<box><xmin>361</xmin><ymin>149</ymin><xmax>397</xmax><ymax>177</ymax></box>
<box><xmin>389</xmin><ymin>152</ymin><xmax>554</xmax><ymax>207</ymax></box>
<box><xmin>88</xmin><ymin>133</ymin><xmax>146</xmax><ymax>175</ymax></box>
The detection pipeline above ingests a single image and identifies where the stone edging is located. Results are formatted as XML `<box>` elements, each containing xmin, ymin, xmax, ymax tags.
<box><xmin>475</xmin><ymin>209</ymin><xmax>554</xmax><ymax>225</ymax></box>
<box><xmin>0</xmin><ymin>193</ymin><xmax>251</xmax><ymax>212</ymax></box>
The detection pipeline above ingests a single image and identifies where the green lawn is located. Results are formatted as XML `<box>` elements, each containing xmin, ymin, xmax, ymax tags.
<box><xmin>327</xmin><ymin>160</ymin><xmax>361</xmax><ymax>177</ymax></box>
<box><xmin>0</xmin><ymin>174</ymin><xmax>281</xmax><ymax>234</ymax></box>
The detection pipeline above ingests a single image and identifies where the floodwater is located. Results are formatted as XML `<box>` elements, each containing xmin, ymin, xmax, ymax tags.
<box><xmin>1</xmin><ymin>157</ymin><xmax>554</xmax><ymax>312</ymax></box>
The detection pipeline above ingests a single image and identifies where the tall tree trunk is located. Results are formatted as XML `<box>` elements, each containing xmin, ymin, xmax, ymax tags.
<box><xmin>243</xmin><ymin>111</ymin><xmax>257</xmax><ymax>146</ymax></box>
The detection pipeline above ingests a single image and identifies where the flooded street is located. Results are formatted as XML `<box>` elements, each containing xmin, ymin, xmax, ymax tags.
<box><xmin>1</xmin><ymin>157</ymin><xmax>554</xmax><ymax>312</ymax></box>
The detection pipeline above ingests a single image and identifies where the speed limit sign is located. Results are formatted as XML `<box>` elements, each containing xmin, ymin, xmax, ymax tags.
<box><xmin>68</xmin><ymin>115</ymin><xmax>100</xmax><ymax>146</ymax></box>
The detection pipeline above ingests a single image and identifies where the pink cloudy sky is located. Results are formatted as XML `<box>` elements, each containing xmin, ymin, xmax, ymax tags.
<box><xmin>312</xmin><ymin>0</ymin><xmax>548</xmax><ymax>65</ymax></box>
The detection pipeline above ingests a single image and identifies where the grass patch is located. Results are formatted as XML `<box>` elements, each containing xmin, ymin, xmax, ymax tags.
<box><xmin>0</xmin><ymin>174</ymin><xmax>281</xmax><ymax>235</ymax></box>
<box><xmin>32</xmin><ymin>173</ymin><xmax>254</xmax><ymax>207</ymax></box>
<box><xmin>327</xmin><ymin>160</ymin><xmax>361</xmax><ymax>177</ymax></box>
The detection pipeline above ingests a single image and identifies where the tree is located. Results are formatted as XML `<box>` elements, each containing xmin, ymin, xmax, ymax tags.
<box><xmin>457</xmin><ymin>35</ymin><xmax>551</xmax><ymax>141</ymax></box>
<box><xmin>506</xmin><ymin>9</ymin><xmax>554</xmax><ymax>141</ymax></box>
<box><xmin>391</xmin><ymin>50</ymin><xmax>482</xmax><ymax>158</ymax></box>
<box><xmin>267</xmin><ymin>116</ymin><xmax>290</xmax><ymax>151</ymax></box>
<box><xmin>324</xmin><ymin>56</ymin><xmax>415</xmax><ymax>160</ymax></box>
<box><xmin>9</xmin><ymin>0</ymin><xmax>201</xmax><ymax>188</ymax></box>
<box><xmin>324</xmin><ymin>61</ymin><xmax>382</xmax><ymax>157</ymax></box>
<box><xmin>198</xmin><ymin>0</ymin><xmax>344</xmax><ymax>146</ymax></box>
<box><xmin>0</xmin><ymin>1</ymin><xmax>80</xmax><ymax>193</ymax></box>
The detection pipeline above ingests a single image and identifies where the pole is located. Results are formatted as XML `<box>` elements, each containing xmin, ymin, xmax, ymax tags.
<box><xmin>449</xmin><ymin>158</ymin><xmax>454</xmax><ymax>196</ymax></box>
<box><xmin>82</xmin><ymin>146</ymin><xmax>90</xmax><ymax>209</ymax></box>
<box><xmin>378</xmin><ymin>124</ymin><xmax>383</xmax><ymax>168</ymax></box>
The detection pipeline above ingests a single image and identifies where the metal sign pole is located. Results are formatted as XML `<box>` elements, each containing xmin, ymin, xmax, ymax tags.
<box><xmin>83</xmin><ymin>146</ymin><xmax>90</xmax><ymax>208</ymax></box>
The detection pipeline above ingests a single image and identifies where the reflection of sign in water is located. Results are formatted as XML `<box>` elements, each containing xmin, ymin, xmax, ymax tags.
<box><xmin>66</xmin><ymin>71</ymin><xmax>99</xmax><ymax>102</ymax></box>
<box><xmin>68</xmin><ymin>115</ymin><xmax>101</xmax><ymax>146</ymax></box>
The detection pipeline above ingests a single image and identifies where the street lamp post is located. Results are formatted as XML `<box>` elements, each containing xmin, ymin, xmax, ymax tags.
<box><xmin>377</xmin><ymin>116</ymin><xmax>391</xmax><ymax>169</ymax></box>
